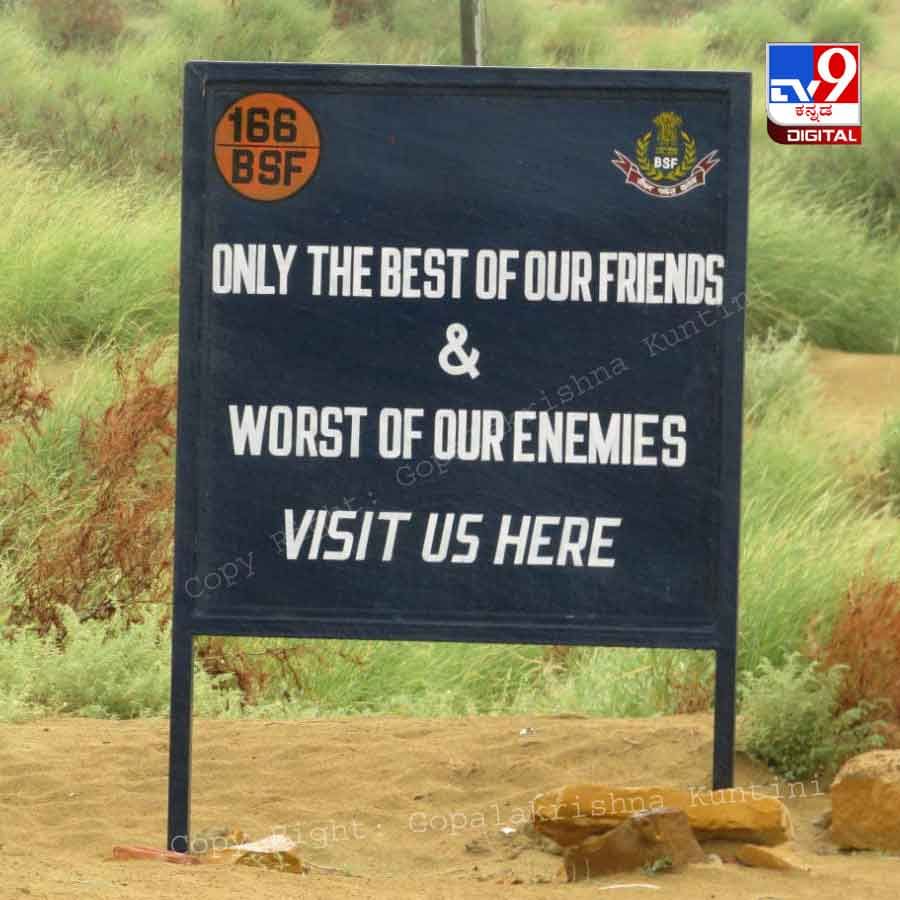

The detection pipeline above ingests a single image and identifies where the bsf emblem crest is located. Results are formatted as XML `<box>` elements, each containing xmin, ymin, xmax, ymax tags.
<box><xmin>613</xmin><ymin>112</ymin><xmax>720</xmax><ymax>198</ymax></box>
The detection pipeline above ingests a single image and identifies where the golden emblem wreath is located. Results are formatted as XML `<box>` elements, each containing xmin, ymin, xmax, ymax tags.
<box><xmin>635</xmin><ymin>130</ymin><xmax>697</xmax><ymax>183</ymax></box>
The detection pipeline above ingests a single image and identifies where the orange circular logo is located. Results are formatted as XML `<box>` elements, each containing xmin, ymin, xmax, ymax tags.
<box><xmin>214</xmin><ymin>93</ymin><xmax>321</xmax><ymax>201</ymax></box>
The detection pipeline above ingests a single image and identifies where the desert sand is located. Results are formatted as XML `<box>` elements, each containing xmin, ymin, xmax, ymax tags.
<box><xmin>3</xmin><ymin>712</ymin><xmax>899</xmax><ymax>899</ymax></box>
<box><xmin>811</xmin><ymin>348</ymin><xmax>900</xmax><ymax>440</ymax></box>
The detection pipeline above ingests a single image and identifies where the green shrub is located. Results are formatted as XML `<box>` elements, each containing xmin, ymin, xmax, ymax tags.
<box><xmin>0</xmin><ymin>609</ymin><xmax>241</xmax><ymax>719</ymax></box>
<box><xmin>740</xmin><ymin>653</ymin><xmax>884</xmax><ymax>780</ymax></box>
<box><xmin>743</xmin><ymin>329</ymin><xmax>817</xmax><ymax>424</ymax></box>
<box><xmin>880</xmin><ymin>414</ymin><xmax>900</xmax><ymax>508</ymax></box>
<box><xmin>808</xmin><ymin>0</ymin><xmax>881</xmax><ymax>51</ymax></box>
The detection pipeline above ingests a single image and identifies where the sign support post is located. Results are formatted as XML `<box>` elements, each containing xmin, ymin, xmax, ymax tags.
<box><xmin>167</xmin><ymin>628</ymin><xmax>193</xmax><ymax>852</ymax></box>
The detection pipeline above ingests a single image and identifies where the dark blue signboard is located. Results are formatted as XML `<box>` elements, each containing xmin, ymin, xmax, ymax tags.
<box><xmin>170</xmin><ymin>62</ymin><xmax>750</xmax><ymax>851</ymax></box>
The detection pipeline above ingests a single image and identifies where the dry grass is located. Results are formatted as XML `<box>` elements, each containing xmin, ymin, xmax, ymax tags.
<box><xmin>0</xmin><ymin>344</ymin><xmax>52</xmax><ymax>449</ymax></box>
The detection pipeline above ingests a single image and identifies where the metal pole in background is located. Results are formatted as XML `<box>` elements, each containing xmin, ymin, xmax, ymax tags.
<box><xmin>460</xmin><ymin>0</ymin><xmax>485</xmax><ymax>66</ymax></box>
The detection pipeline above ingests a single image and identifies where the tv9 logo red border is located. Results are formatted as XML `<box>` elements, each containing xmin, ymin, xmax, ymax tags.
<box><xmin>766</xmin><ymin>43</ymin><xmax>861</xmax><ymax>145</ymax></box>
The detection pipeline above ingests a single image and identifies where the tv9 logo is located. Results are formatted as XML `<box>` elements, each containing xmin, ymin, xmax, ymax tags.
<box><xmin>766</xmin><ymin>44</ymin><xmax>861</xmax><ymax>145</ymax></box>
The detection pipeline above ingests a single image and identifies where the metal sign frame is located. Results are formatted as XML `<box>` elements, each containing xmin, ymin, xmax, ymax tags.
<box><xmin>169</xmin><ymin>62</ymin><xmax>750</xmax><ymax>852</ymax></box>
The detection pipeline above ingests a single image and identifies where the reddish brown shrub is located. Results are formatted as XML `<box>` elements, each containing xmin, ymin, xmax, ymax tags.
<box><xmin>332</xmin><ymin>0</ymin><xmax>391</xmax><ymax>27</ymax></box>
<box><xmin>669</xmin><ymin>666</ymin><xmax>714</xmax><ymax>714</ymax></box>
<box><xmin>197</xmin><ymin>637</ymin><xmax>365</xmax><ymax>706</ymax></box>
<box><xmin>32</xmin><ymin>0</ymin><xmax>124</xmax><ymax>50</ymax></box>
<box><xmin>0</xmin><ymin>344</ymin><xmax>52</xmax><ymax>449</ymax></box>
<box><xmin>814</xmin><ymin>578</ymin><xmax>900</xmax><ymax>729</ymax></box>
<box><xmin>8</xmin><ymin>343</ymin><xmax>176</xmax><ymax>637</ymax></box>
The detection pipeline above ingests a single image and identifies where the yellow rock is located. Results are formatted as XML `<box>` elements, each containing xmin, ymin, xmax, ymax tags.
<box><xmin>736</xmin><ymin>842</ymin><xmax>809</xmax><ymax>872</ymax></box>
<box><xmin>565</xmin><ymin>807</ymin><xmax>705</xmax><ymax>881</ymax></box>
<box><xmin>830</xmin><ymin>750</ymin><xmax>900</xmax><ymax>852</ymax></box>
<box><xmin>199</xmin><ymin>833</ymin><xmax>308</xmax><ymax>874</ymax></box>
<box><xmin>235</xmin><ymin>850</ymin><xmax>307</xmax><ymax>874</ymax></box>
<box><xmin>533</xmin><ymin>783</ymin><xmax>794</xmax><ymax>847</ymax></box>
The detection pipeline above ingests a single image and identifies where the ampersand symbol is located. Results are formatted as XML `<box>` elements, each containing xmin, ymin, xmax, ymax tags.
<box><xmin>438</xmin><ymin>323</ymin><xmax>480</xmax><ymax>380</ymax></box>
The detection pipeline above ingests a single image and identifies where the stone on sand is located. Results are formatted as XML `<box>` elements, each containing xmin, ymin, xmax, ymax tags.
<box><xmin>533</xmin><ymin>783</ymin><xmax>794</xmax><ymax>847</ymax></box>
<box><xmin>735</xmin><ymin>842</ymin><xmax>810</xmax><ymax>872</ymax></box>
<box><xmin>564</xmin><ymin>807</ymin><xmax>704</xmax><ymax>881</ymax></box>
<box><xmin>830</xmin><ymin>750</ymin><xmax>900</xmax><ymax>851</ymax></box>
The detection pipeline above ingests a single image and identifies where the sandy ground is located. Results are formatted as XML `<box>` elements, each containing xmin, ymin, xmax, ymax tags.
<box><xmin>2</xmin><ymin>713</ymin><xmax>899</xmax><ymax>899</ymax></box>
<box><xmin>810</xmin><ymin>348</ymin><xmax>900</xmax><ymax>441</ymax></box>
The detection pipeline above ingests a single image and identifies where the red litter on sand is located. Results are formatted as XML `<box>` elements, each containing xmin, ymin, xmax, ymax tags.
<box><xmin>112</xmin><ymin>845</ymin><xmax>205</xmax><ymax>865</ymax></box>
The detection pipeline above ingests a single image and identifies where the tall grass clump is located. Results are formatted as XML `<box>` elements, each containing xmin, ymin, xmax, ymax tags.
<box><xmin>880</xmin><ymin>413</ymin><xmax>900</xmax><ymax>509</ymax></box>
<box><xmin>747</xmin><ymin>164</ymin><xmax>900</xmax><ymax>352</ymax></box>
<box><xmin>623</xmin><ymin>19</ymin><xmax>712</xmax><ymax>70</ymax></box>
<box><xmin>307</xmin><ymin>0</ymin><xmax>461</xmax><ymax>64</ymax></box>
<box><xmin>738</xmin><ymin>371</ymin><xmax>900</xmax><ymax>674</ymax></box>
<box><xmin>505</xmin><ymin>647</ymin><xmax>715</xmax><ymax>718</ymax></box>
<box><xmin>0</xmin><ymin>351</ymin><xmax>121</xmax><ymax>558</ymax></box>
<box><xmin>238</xmin><ymin>640</ymin><xmax>547</xmax><ymax>717</ymax></box>
<box><xmin>214</xmin><ymin>641</ymin><xmax>715</xmax><ymax>720</ymax></box>
<box><xmin>697</xmin><ymin>0</ymin><xmax>799</xmax><ymax>59</ymax></box>
<box><xmin>526</xmin><ymin>2</ymin><xmax>617</xmax><ymax>66</ymax></box>
<box><xmin>0</xmin><ymin>351</ymin><xmax>118</xmax><ymax>502</ymax></box>
<box><xmin>743</xmin><ymin>328</ymin><xmax>817</xmax><ymax>424</ymax></box>
<box><xmin>0</xmin><ymin>144</ymin><xmax>178</xmax><ymax>348</ymax></box>
<box><xmin>378</xmin><ymin>0</ymin><xmax>459</xmax><ymax>59</ymax></box>
<box><xmin>31</xmin><ymin>0</ymin><xmax>124</xmax><ymax>50</ymax></box>
<box><xmin>771</xmin><ymin>79</ymin><xmax>900</xmax><ymax>227</ymax></box>
<box><xmin>166</xmin><ymin>0</ymin><xmax>332</xmax><ymax>62</ymax></box>
<box><xmin>808</xmin><ymin>0</ymin><xmax>881</xmax><ymax>51</ymax></box>
<box><xmin>483</xmin><ymin>0</ymin><xmax>538</xmax><ymax>65</ymax></box>
<box><xmin>0</xmin><ymin>343</ymin><xmax>52</xmax><ymax>447</ymax></box>
<box><xmin>740</xmin><ymin>653</ymin><xmax>884</xmax><ymax>780</ymax></box>
<box><xmin>781</xmin><ymin>0</ymin><xmax>821</xmax><ymax>20</ymax></box>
